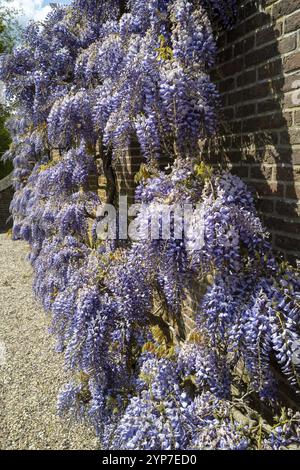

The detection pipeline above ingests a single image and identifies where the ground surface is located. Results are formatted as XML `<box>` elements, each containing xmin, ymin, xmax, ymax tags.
<box><xmin>0</xmin><ymin>234</ymin><xmax>99</xmax><ymax>450</ymax></box>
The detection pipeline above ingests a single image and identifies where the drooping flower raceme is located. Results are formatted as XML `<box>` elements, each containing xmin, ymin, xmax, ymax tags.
<box><xmin>1</xmin><ymin>0</ymin><xmax>300</xmax><ymax>451</ymax></box>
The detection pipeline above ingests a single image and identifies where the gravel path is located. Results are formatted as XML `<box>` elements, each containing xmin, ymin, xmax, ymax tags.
<box><xmin>0</xmin><ymin>234</ymin><xmax>99</xmax><ymax>450</ymax></box>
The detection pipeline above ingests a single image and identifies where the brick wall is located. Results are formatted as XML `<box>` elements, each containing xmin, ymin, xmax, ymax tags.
<box><xmin>0</xmin><ymin>185</ymin><xmax>13</xmax><ymax>231</ymax></box>
<box><xmin>208</xmin><ymin>0</ymin><xmax>300</xmax><ymax>264</ymax></box>
<box><xmin>94</xmin><ymin>0</ymin><xmax>300</xmax><ymax>264</ymax></box>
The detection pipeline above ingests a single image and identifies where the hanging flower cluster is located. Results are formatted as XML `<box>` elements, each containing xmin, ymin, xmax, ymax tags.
<box><xmin>1</xmin><ymin>0</ymin><xmax>300</xmax><ymax>450</ymax></box>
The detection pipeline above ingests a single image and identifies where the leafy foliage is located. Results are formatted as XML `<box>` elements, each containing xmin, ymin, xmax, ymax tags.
<box><xmin>1</xmin><ymin>0</ymin><xmax>300</xmax><ymax>450</ymax></box>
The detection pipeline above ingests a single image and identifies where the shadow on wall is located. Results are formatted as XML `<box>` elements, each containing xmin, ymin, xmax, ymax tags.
<box><xmin>205</xmin><ymin>0</ymin><xmax>300</xmax><ymax>264</ymax></box>
<box><xmin>0</xmin><ymin>172</ymin><xmax>13</xmax><ymax>233</ymax></box>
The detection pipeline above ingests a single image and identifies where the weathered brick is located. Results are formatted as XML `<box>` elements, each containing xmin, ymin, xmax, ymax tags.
<box><xmin>250</xmin><ymin>165</ymin><xmax>273</xmax><ymax>180</ymax></box>
<box><xmin>290</xmin><ymin>149</ymin><xmax>300</xmax><ymax>165</ymax></box>
<box><xmin>284</xmin><ymin>52</ymin><xmax>300</xmax><ymax>73</ymax></box>
<box><xmin>231</xmin><ymin>135</ymin><xmax>242</xmax><ymax>149</ymax></box>
<box><xmin>220</xmin><ymin>58</ymin><xmax>243</xmax><ymax>77</ymax></box>
<box><xmin>243</xmin><ymin>113</ymin><xmax>289</xmax><ymax>132</ymax></box>
<box><xmin>256</xmin><ymin>26</ymin><xmax>281</xmax><ymax>46</ymax></box>
<box><xmin>206</xmin><ymin>0</ymin><xmax>300</xmax><ymax>260</ymax></box>
<box><xmin>245</xmin><ymin>42</ymin><xmax>278</xmax><ymax>67</ymax></box>
<box><xmin>257</xmin><ymin>58</ymin><xmax>283</xmax><ymax>80</ymax></box>
<box><xmin>227</xmin><ymin>23</ymin><xmax>246</xmax><ymax>44</ymax></box>
<box><xmin>236</xmin><ymin>103</ymin><xmax>256</xmax><ymax>118</ymax></box>
<box><xmin>264</xmin><ymin>0</ymin><xmax>278</xmax><ymax>5</ymax></box>
<box><xmin>221</xmin><ymin>107</ymin><xmax>235</xmax><ymax>120</ymax></box>
<box><xmin>249</xmin><ymin>181</ymin><xmax>284</xmax><ymax>197</ymax></box>
<box><xmin>243</xmin><ymin>82</ymin><xmax>271</xmax><ymax>101</ymax></box>
<box><xmin>236</xmin><ymin>69</ymin><xmax>256</xmax><ymax>88</ymax></box>
<box><xmin>257</xmin><ymin>99</ymin><xmax>281</xmax><ymax>113</ymax></box>
<box><xmin>226</xmin><ymin>150</ymin><xmax>243</xmax><ymax>163</ymax></box>
<box><xmin>286</xmin><ymin>184</ymin><xmax>300</xmax><ymax>200</ymax></box>
<box><xmin>275</xmin><ymin>234</ymin><xmax>300</xmax><ymax>252</ymax></box>
<box><xmin>278</xmin><ymin>34</ymin><xmax>297</xmax><ymax>54</ymax></box>
<box><xmin>217</xmin><ymin>46</ymin><xmax>233</xmax><ymax>64</ymax></box>
<box><xmin>275</xmin><ymin>166</ymin><xmax>300</xmax><ymax>182</ymax></box>
<box><xmin>264</xmin><ymin>215</ymin><xmax>300</xmax><ymax>234</ymax></box>
<box><xmin>230</xmin><ymin>120</ymin><xmax>242</xmax><ymax>134</ymax></box>
<box><xmin>284</xmin><ymin>91</ymin><xmax>300</xmax><ymax>109</ymax></box>
<box><xmin>244</xmin><ymin>12</ymin><xmax>271</xmax><ymax>34</ymax></box>
<box><xmin>289</xmin><ymin>129</ymin><xmax>300</xmax><ymax>144</ymax></box>
<box><xmin>216</xmin><ymin>32</ymin><xmax>227</xmax><ymax>50</ymax></box>
<box><xmin>234</xmin><ymin>36</ymin><xmax>255</xmax><ymax>57</ymax></box>
<box><xmin>228</xmin><ymin>89</ymin><xmax>244</xmax><ymax>105</ymax></box>
<box><xmin>283</xmin><ymin>72</ymin><xmax>300</xmax><ymax>93</ymax></box>
<box><xmin>275</xmin><ymin>200</ymin><xmax>300</xmax><ymax>217</ymax></box>
<box><xmin>231</xmin><ymin>165</ymin><xmax>249</xmax><ymax>178</ymax></box>
<box><xmin>219</xmin><ymin>77</ymin><xmax>235</xmax><ymax>93</ymax></box>
<box><xmin>273</xmin><ymin>0</ymin><xmax>300</xmax><ymax>20</ymax></box>
<box><xmin>285</xmin><ymin>10</ymin><xmax>300</xmax><ymax>33</ymax></box>
<box><xmin>238</xmin><ymin>0</ymin><xmax>258</xmax><ymax>21</ymax></box>
<box><xmin>0</xmin><ymin>186</ymin><xmax>13</xmax><ymax>230</ymax></box>
<box><xmin>280</xmin><ymin>131</ymin><xmax>291</xmax><ymax>145</ymax></box>
<box><xmin>256</xmin><ymin>198</ymin><xmax>274</xmax><ymax>213</ymax></box>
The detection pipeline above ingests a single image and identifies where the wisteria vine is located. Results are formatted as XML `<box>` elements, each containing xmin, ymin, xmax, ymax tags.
<box><xmin>1</xmin><ymin>0</ymin><xmax>300</xmax><ymax>450</ymax></box>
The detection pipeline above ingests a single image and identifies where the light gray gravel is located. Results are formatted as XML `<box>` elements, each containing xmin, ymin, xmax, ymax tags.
<box><xmin>0</xmin><ymin>233</ymin><xmax>99</xmax><ymax>450</ymax></box>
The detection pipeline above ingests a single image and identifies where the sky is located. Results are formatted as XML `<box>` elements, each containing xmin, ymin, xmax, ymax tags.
<box><xmin>5</xmin><ymin>0</ymin><xmax>71</xmax><ymax>25</ymax></box>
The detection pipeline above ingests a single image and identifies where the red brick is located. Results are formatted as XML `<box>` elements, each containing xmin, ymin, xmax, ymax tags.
<box><xmin>238</xmin><ymin>0</ymin><xmax>258</xmax><ymax>21</ymax></box>
<box><xmin>275</xmin><ymin>200</ymin><xmax>300</xmax><ymax>217</ymax></box>
<box><xmin>244</xmin><ymin>12</ymin><xmax>271</xmax><ymax>34</ymax></box>
<box><xmin>231</xmin><ymin>165</ymin><xmax>249</xmax><ymax>178</ymax></box>
<box><xmin>264</xmin><ymin>0</ymin><xmax>278</xmax><ymax>5</ymax></box>
<box><xmin>249</xmin><ymin>181</ymin><xmax>284</xmax><ymax>197</ymax></box>
<box><xmin>243</xmin><ymin>113</ymin><xmax>289</xmax><ymax>132</ymax></box>
<box><xmin>284</xmin><ymin>91</ymin><xmax>300</xmax><ymax>109</ymax></box>
<box><xmin>243</xmin><ymin>82</ymin><xmax>271</xmax><ymax>101</ymax></box>
<box><xmin>217</xmin><ymin>47</ymin><xmax>233</xmax><ymax>64</ymax></box>
<box><xmin>278</xmin><ymin>34</ymin><xmax>297</xmax><ymax>54</ymax></box>
<box><xmin>275</xmin><ymin>234</ymin><xmax>300</xmax><ymax>252</ymax></box>
<box><xmin>236</xmin><ymin>69</ymin><xmax>256</xmax><ymax>88</ymax></box>
<box><xmin>284</xmin><ymin>52</ymin><xmax>300</xmax><ymax>73</ymax></box>
<box><xmin>228</xmin><ymin>89</ymin><xmax>244</xmax><ymax>105</ymax></box>
<box><xmin>273</xmin><ymin>0</ymin><xmax>300</xmax><ymax>20</ymax></box>
<box><xmin>216</xmin><ymin>33</ymin><xmax>227</xmax><ymax>50</ymax></box>
<box><xmin>245</xmin><ymin>42</ymin><xmax>278</xmax><ymax>67</ymax></box>
<box><xmin>234</xmin><ymin>36</ymin><xmax>255</xmax><ymax>57</ymax></box>
<box><xmin>275</xmin><ymin>166</ymin><xmax>300</xmax><ymax>182</ymax></box>
<box><xmin>289</xmin><ymin>129</ymin><xmax>300</xmax><ymax>145</ymax></box>
<box><xmin>226</xmin><ymin>150</ymin><xmax>243</xmax><ymax>163</ymax></box>
<box><xmin>285</xmin><ymin>10</ymin><xmax>300</xmax><ymax>33</ymax></box>
<box><xmin>258</xmin><ymin>59</ymin><xmax>282</xmax><ymax>80</ymax></box>
<box><xmin>264</xmin><ymin>215</ymin><xmax>300</xmax><ymax>234</ymax></box>
<box><xmin>283</xmin><ymin>72</ymin><xmax>300</xmax><ymax>93</ymax></box>
<box><xmin>236</xmin><ymin>103</ymin><xmax>256</xmax><ymax>118</ymax></box>
<box><xmin>256</xmin><ymin>26</ymin><xmax>281</xmax><ymax>46</ymax></box>
<box><xmin>286</xmin><ymin>184</ymin><xmax>300</xmax><ymax>200</ymax></box>
<box><xmin>250</xmin><ymin>165</ymin><xmax>273</xmax><ymax>180</ymax></box>
<box><xmin>221</xmin><ymin>107</ymin><xmax>235</xmax><ymax>120</ymax></box>
<box><xmin>256</xmin><ymin>198</ymin><xmax>274</xmax><ymax>213</ymax></box>
<box><xmin>257</xmin><ymin>99</ymin><xmax>280</xmax><ymax>113</ymax></box>
<box><xmin>220</xmin><ymin>58</ymin><xmax>243</xmax><ymax>77</ymax></box>
<box><xmin>227</xmin><ymin>23</ymin><xmax>246</xmax><ymax>44</ymax></box>
<box><xmin>219</xmin><ymin>77</ymin><xmax>235</xmax><ymax>93</ymax></box>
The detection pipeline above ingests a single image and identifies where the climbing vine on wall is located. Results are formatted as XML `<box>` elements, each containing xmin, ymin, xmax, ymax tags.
<box><xmin>1</xmin><ymin>0</ymin><xmax>300</xmax><ymax>449</ymax></box>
